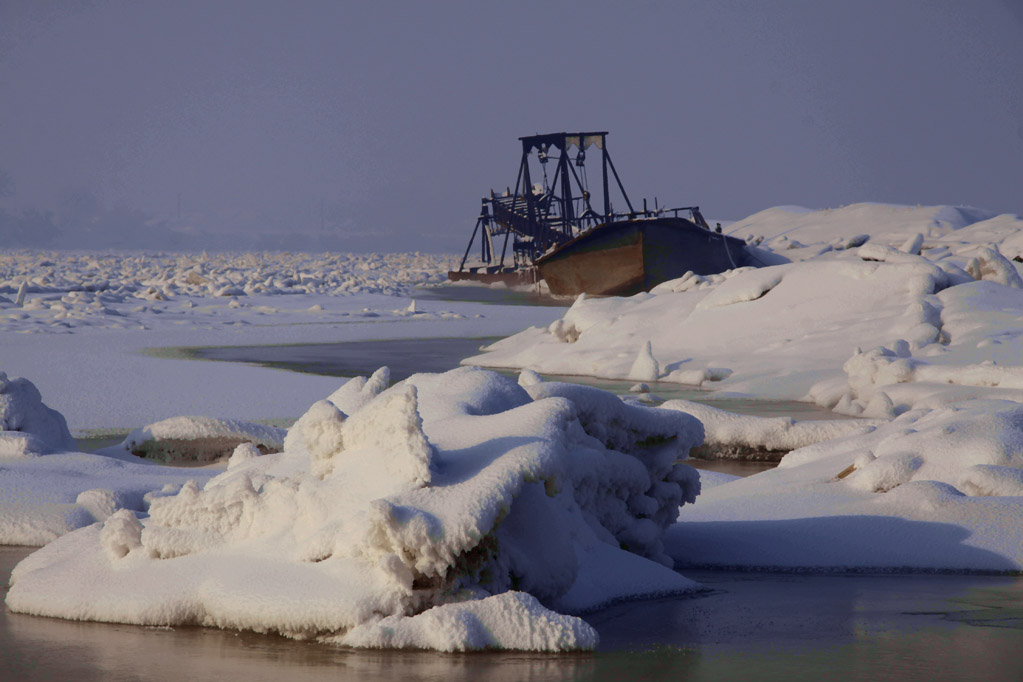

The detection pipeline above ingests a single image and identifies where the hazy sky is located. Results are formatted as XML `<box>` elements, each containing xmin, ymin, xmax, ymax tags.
<box><xmin>1</xmin><ymin>0</ymin><xmax>1021</xmax><ymax>251</ymax></box>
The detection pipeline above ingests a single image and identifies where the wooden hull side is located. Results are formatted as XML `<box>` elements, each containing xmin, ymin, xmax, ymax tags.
<box><xmin>536</xmin><ymin>218</ymin><xmax>748</xmax><ymax>297</ymax></box>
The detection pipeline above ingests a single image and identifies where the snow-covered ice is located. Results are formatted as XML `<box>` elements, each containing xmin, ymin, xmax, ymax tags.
<box><xmin>0</xmin><ymin>250</ymin><xmax>563</xmax><ymax>555</ymax></box>
<box><xmin>1</xmin><ymin>373</ymin><xmax>220</xmax><ymax>545</ymax></box>
<box><xmin>659</xmin><ymin>398</ymin><xmax>883</xmax><ymax>460</ymax></box>
<box><xmin>466</xmin><ymin>203</ymin><xmax>1023</xmax><ymax>572</ymax></box>
<box><xmin>120</xmin><ymin>416</ymin><xmax>287</xmax><ymax>464</ymax></box>
<box><xmin>5</xmin><ymin>203</ymin><xmax>1023</xmax><ymax>652</ymax></box>
<box><xmin>667</xmin><ymin>399</ymin><xmax>1023</xmax><ymax>572</ymax></box>
<box><xmin>0</xmin><ymin>250</ymin><xmax>564</xmax><ymax>431</ymax></box>
<box><xmin>6</xmin><ymin>367</ymin><xmax>703</xmax><ymax>651</ymax></box>
<box><xmin>468</xmin><ymin>204</ymin><xmax>1023</xmax><ymax>412</ymax></box>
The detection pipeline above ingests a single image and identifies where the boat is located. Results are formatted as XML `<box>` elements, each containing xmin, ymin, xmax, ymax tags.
<box><xmin>449</xmin><ymin>132</ymin><xmax>751</xmax><ymax>296</ymax></box>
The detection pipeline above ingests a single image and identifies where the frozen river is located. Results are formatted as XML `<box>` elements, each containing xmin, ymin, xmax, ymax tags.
<box><xmin>34</xmin><ymin>330</ymin><xmax>1022</xmax><ymax>680</ymax></box>
<box><xmin>7</xmin><ymin>282</ymin><xmax>1023</xmax><ymax>679</ymax></box>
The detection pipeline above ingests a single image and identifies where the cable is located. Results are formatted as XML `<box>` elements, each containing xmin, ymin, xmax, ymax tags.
<box><xmin>720</xmin><ymin>234</ymin><xmax>738</xmax><ymax>270</ymax></box>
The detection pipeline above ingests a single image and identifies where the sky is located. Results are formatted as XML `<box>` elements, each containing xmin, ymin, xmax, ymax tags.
<box><xmin>1</xmin><ymin>0</ymin><xmax>1021</xmax><ymax>252</ymax></box>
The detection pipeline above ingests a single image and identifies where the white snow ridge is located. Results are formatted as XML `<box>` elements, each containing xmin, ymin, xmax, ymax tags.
<box><xmin>6</xmin><ymin>367</ymin><xmax>703</xmax><ymax>652</ymax></box>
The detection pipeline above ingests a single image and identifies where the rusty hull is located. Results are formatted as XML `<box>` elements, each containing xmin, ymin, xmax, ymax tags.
<box><xmin>536</xmin><ymin>217</ymin><xmax>747</xmax><ymax>296</ymax></box>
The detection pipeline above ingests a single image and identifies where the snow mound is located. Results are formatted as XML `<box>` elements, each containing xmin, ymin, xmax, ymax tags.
<box><xmin>660</xmin><ymin>399</ymin><xmax>881</xmax><ymax>460</ymax></box>
<box><xmin>0</xmin><ymin>371</ymin><xmax>75</xmax><ymax>456</ymax></box>
<box><xmin>335</xmin><ymin>591</ymin><xmax>598</xmax><ymax>652</ymax></box>
<box><xmin>669</xmin><ymin>398</ymin><xmax>1023</xmax><ymax>571</ymax></box>
<box><xmin>727</xmin><ymin>203</ymin><xmax>997</xmax><ymax>251</ymax></box>
<box><xmin>835</xmin><ymin>400</ymin><xmax>1023</xmax><ymax>493</ymax></box>
<box><xmin>963</xmin><ymin>244</ymin><xmax>1023</xmax><ymax>289</ymax></box>
<box><xmin>695</xmin><ymin>268</ymin><xmax>783</xmax><ymax>310</ymax></box>
<box><xmin>121</xmin><ymin>416</ymin><xmax>287</xmax><ymax>464</ymax></box>
<box><xmin>326</xmin><ymin>366</ymin><xmax>391</xmax><ymax>414</ymax></box>
<box><xmin>958</xmin><ymin>465</ymin><xmax>1023</xmax><ymax>497</ymax></box>
<box><xmin>6</xmin><ymin>367</ymin><xmax>703</xmax><ymax>651</ymax></box>
<box><xmin>0</xmin><ymin>451</ymin><xmax>218</xmax><ymax>547</ymax></box>
<box><xmin>628</xmin><ymin>341</ymin><xmax>660</xmax><ymax>381</ymax></box>
<box><xmin>467</xmin><ymin>259</ymin><xmax>956</xmax><ymax>396</ymax></box>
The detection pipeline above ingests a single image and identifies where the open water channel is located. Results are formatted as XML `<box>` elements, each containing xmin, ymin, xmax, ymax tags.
<box><xmin>3</xmin><ymin>545</ymin><xmax>1021</xmax><ymax>681</ymax></box>
<box><xmin>8</xmin><ymin>284</ymin><xmax>1023</xmax><ymax>680</ymax></box>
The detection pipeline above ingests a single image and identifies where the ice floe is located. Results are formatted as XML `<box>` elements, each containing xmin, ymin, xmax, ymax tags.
<box><xmin>0</xmin><ymin>250</ymin><xmax>464</xmax><ymax>336</ymax></box>
<box><xmin>1</xmin><ymin>373</ymin><xmax>220</xmax><ymax>545</ymax></box>
<box><xmin>0</xmin><ymin>249</ymin><xmax>563</xmax><ymax>433</ymax></box>
<box><xmin>120</xmin><ymin>416</ymin><xmax>287</xmax><ymax>464</ymax></box>
<box><xmin>1</xmin><ymin>371</ymin><xmax>75</xmax><ymax>455</ymax></box>
<box><xmin>6</xmin><ymin>367</ymin><xmax>703</xmax><ymax>651</ymax></box>
<box><xmin>667</xmin><ymin>398</ymin><xmax>1023</xmax><ymax>572</ymax></box>
<box><xmin>659</xmin><ymin>399</ymin><xmax>882</xmax><ymax>460</ymax></box>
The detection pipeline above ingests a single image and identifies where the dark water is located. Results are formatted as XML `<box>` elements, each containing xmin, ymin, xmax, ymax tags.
<box><xmin>182</xmin><ymin>337</ymin><xmax>842</xmax><ymax>422</ymax></box>
<box><xmin>74</xmin><ymin>432</ymin><xmax>131</xmax><ymax>452</ymax></box>
<box><xmin>184</xmin><ymin>337</ymin><xmax>503</xmax><ymax>383</ymax></box>
<box><xmin>537</xmin><ymin>373</ymin><xmax>847</xmax><ymax>422</ymax></box>
<box><xmin>3</xmin><ymin>547</ymin><xmax>1021</xmax><ymax>682</ymax></box>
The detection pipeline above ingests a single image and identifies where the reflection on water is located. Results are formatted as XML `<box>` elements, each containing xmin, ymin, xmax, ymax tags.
<box><xmin>185</xmin><ymin>337</ymin><xmax>504</xmax><ymax>383</ymax></box>
<box><xmin>4</xmin><ymin>548</ymin><xmax>1021</xmax><ymax>682</ymax></box>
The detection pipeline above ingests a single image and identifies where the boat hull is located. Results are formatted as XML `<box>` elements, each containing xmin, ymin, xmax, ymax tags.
<box><xmin>535</xmin><ymin>217</ymin><xmax>747</xmax><ymax>296</ymax></box>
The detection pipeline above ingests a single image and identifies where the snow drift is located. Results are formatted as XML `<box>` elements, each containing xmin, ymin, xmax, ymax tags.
<box><xmin>0</xmin><ymin>371</ymin><xmax>75</xmax><ymax>456</ymax></box>
<box><xmin>121</xmin><ymin>416</ymin><xmax>287</xmax><ymax>464</ymax></box>
<box><xmin>667</xmin><ymin>398</ymin><xmax>1023</xmax><ymax>572</ymax></box>
<box><xmin>6</xmin><ymin>367</ymin><xmax>703</xmax><ymax>652</ymax></box>
<box><xmin>0</xmin><ymin>371</ymin><xmax>224</xmax><ymax>546</ymax></box>
<box><xmin>466</xmin><ymin>204</ymin><xmax>1023</xmax><ymax>412</ymax></box>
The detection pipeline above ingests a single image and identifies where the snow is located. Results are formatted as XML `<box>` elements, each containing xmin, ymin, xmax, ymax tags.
<box><xmin>659</xmin><ymin>398</ymin><xmax>882</xmax><ymax>460</ymax></box>
<box><xmin>467</xmin><ymin>203</ymin><xmax>1023</xmax><ymax>572</ymax></box>
<box><xmin>5</xmin><ymin>202</ymin><xmax>1023</xmax><ymax>651</ymax></box>
<box><xmin>0</xmin><ymin>250</ymin><xmax>563</xmax><ymax>432</ymax></box>
<box><xmin>0</xmin><ymin>447</ymin><xmax>218</xmax><ymax>547</ymax></box>
<box><xmin>667</xmin><ymin>399</ymin><xmax>1023</xmax><ymax>572</ymax></box>
<box><xmin>1</xmin><ymin>371</ymin><xmax>75</xmax><ymax>454</ymax></box>
<box><xmin>0</xmin><ymin>249</ymin><xmax>563</xmax><ymax>556</ymax></box>
<box><xmin>6</xmin><ymin>367</ymin><xmax>702</xmax><ymax>651</ymax></box>
<box><xmin>0</xmin><ymin>373</ymin><xmax>221</xmax><ymax>545</ymax></box>
<box><xmin>467</xmin><ymin>204</ymin><xmax>1023</xmax><ymax>410</ymax></box>
<box><xmin>334</xmin><ymin>591</ymin><xmax>599</xmax><ymax>651</ymax></box>
<box><xmin>121</xmin><ymin>416</ymin><xmax>287</xmax><ymax>464</ymax></box>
